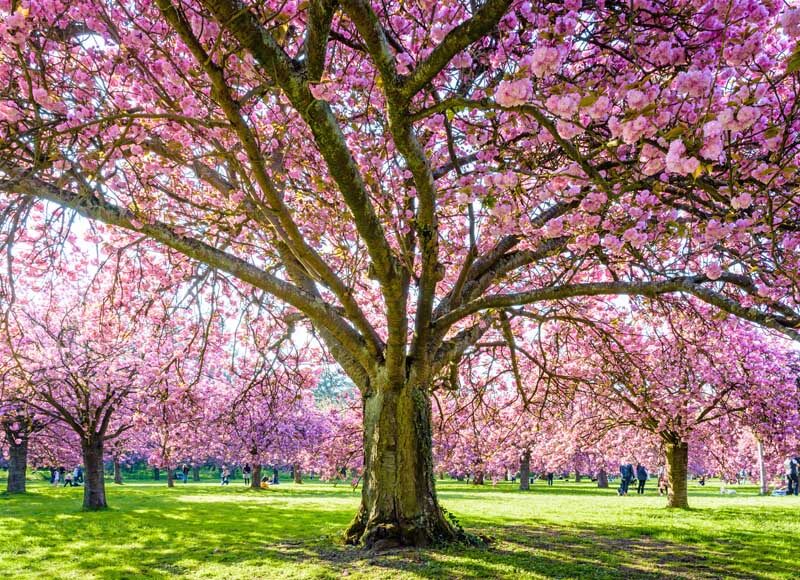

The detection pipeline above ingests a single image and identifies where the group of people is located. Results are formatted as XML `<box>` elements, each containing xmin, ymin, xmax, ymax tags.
<box><xmin>618</xmin><ymin>463</ymin><xmax>651</xmax><ymax>495</ymax></box>
<box><xmin>49</xmin><ymin>466</ymin><xmax>83</xmax><ymax>487</ymax></box>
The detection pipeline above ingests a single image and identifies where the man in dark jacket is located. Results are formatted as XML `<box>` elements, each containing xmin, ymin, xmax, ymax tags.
<box><xmin>787</xmin><ymin>456</ymin><xmax>799</xmax><ymax>496</ymax></box>
<box><xmin>636</xmin><ymin>463</ymin><xmax>648</xmax><ymax>494</ymax></box>
<box><xmin>619</xmin><ymin>463</ymin><xmax>634</xmax><ymax>495</ymax></box>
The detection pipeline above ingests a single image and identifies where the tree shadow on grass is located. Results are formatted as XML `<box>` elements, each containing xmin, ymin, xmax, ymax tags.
<box><xmin>250</xmin><ymin>519</ymin><xmax>771</xmax><ymax>580</ymax></box>
<box><xmin>2</xmin><ymin>486</ymin><xmax>797</xmax><ymax>579</ymax></box>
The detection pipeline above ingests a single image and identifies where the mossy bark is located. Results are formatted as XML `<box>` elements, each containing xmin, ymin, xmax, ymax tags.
<box><xmin>344</xmin><ymin>385</ymin><xmax>457</xmax><ymax>549</ymax></box>
<box><xmin>6</xmin><ymin>433</ymin><xmax>28</xmax><ymax>493</ymax></box>
<box><xmin>665</xmin><ymin>441</ymin><xmax>689</xmax><ymax>508</ymax></box>
<box><xmin>81</xmin><ymin>438</ymin><xmax>107</xmax><ymax>509</ymax></box>
<box><xmin>519</xmin><ymin>450</ymin><xmax>531</xmax><ymax>491</ymax></box>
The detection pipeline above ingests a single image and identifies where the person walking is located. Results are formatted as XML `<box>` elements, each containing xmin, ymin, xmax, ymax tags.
<box><xmin>63</xmin><ymin>470</ymin><xmax>74</xmax><ymax>487</ymax></box>
<box><xmin>636</xmin><ymin>463</ymin><xmax>648</xmax><ymax>494</ymax></box>
<box><xmin>220</xmin><ymin>466</ymin><xmax>230</xmax><ymax>486</ymax></box>
<box><xmin>785</xmin><ymin>456</ymin><xmax>799</xmax><ymax>496</ymax></box>
<box><xmin>619</xmin><ymin>463</ymin><xmax>633</xmax><ymax>495</ymax></box>
<box><xmin>243</xmin><ymin>463</ymin><xmax>252</xmax><ymax>486</ymax></box>
<box><xmin>52</xmin><ymin>468</ymin><xmax>60</xmax><ymax>486</ymax></box>
<box><xmin>75</xmin><ymin>466</ymin><xmax>84</xmax><ymax>484</ymax></box>
<box><xmin>546</xmin><ymin>472</ymin><xmax>554</xmax><ymax>486</ymax></box>
<box><xmin>182</xmin><ymin>464</ymin><xmax>190</xmax><ymax>483</ymax></box>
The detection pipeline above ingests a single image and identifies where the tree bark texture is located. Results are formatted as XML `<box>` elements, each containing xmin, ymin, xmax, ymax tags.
<box><xmin>81</xmin><ymin>438</ymin><xmax>107</xmax><ymax>509</ymax></box>
<box><xmin>597</xmin><ymin>468</ymin><xmax>609</xmax><ymax>488</ymax></box>
<box><xmin>5</xmin><ymin>433</ymin><xmax>28</xmax><ymax>493</ymax></box>
<box><xmin>519</xmin><ymin>450</ymin><xmax>531</xmax><ymax>491</ymax></box>
<box><xmin>665</xmin><ymin>441</ymin><xmax>689</xmax><ymax>508</ymax></box>
<box><xmin>344</xmin><ymin>385</ymin><xmax>457</xmax><ymax>548</ymax></box>
<box><xmin>113</xmin><ymin>459</ymin><xmax>123</xmax><ymax>484</ymax></box>
<box><xmin>251</xmin><ymin>464</ymin><xmax>262</xmax><ymax>489</ymax></box>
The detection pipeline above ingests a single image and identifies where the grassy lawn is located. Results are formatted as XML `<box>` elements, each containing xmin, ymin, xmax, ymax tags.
<box><xmin>1</xmin><ymin>474</ymin><xmax>798</xmax><ymax>579</ymax></box>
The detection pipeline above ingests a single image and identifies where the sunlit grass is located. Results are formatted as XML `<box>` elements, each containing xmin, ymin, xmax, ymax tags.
<box><xmin>1</xmin><ymin>473</ymin><xmax>798</xmax><ymax>579</ymax></box>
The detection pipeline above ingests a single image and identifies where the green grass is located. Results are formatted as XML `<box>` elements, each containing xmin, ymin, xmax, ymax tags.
<box><xmin>1</xmin><ymin>474</ymin><xmax>798</xmax><ymax>579</ymax></box>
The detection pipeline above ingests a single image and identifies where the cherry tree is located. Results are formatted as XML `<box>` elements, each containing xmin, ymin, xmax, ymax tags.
<box><xmin>2</xmin><ymin>0</ymin><xmax>800</xmax><ymax>545</ymax></box>
<box><xmin>568</xmin><ymin>310</ymin><xmax>799</xmax><ymax>507</ymax></box>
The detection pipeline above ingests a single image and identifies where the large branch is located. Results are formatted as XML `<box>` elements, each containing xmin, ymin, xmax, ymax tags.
<box><xmin>400</xmin><ymin>0</ymin><xmax>513</xmax><ymax>101</ymax></box>
<box><xmin>1</xmin><ymin>171</ymin><xmax>376</xmax><ymax>371</ymax></box>
<box><xmin>157</xmin><ymin>0</ymin><xmax>382</xmax><ymax>360</ymax></box>
<box><xmin>199</xmin><ymin>0</ymin><xmax>401</xmax><ymax>291</ymax></box>
<box><xmin>433</xmin><ymin>276</ymin><xmax>800</xmax><ymax>341</ymax></box>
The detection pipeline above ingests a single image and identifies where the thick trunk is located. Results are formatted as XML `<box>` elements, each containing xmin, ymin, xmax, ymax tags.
<box><xmin>344</xmin><ymin>385</ymin><xmax>458</xmax><ymax>548</ymax></box>
<box><xmin>519</xmin><ymin>450</ymin><xmax>531</xmax><ymax>491</ymax></box>
<box><xmin>113</xmin><ymin>459</ymin><xmax>123</xmax><ymax>484</ymax></box>
<box><xmin>167</xmin><ymin>467</ymin><xmax>174</xmax><ymax>488</ymax></box>
<box><xmin>574</xmin><ymin>466</ymin><xmax>582</xmax><ymax>482</ymax></box>
<box><xmin>192</xmin><ymin>465</ymin><xmax>200</xmax><ymax>481</ymax></box>
<box><xmin>473</xmin><ymin>471</ymin><xmax>485</xmax><ymax>485</ymax></box>
<box><xmin>81</xmin><ymin>438</ymin><xmax>107</xmax><ymax>510</ymax></box>
<box><xmin>665</xmin><ymin>441</ymin><xmax>689</xmax><ymax>508</ymax></box>
<box><xmin>153</xmin><ymin>467</ymin><xmax>160</xmax><ymax>481</ymax></box>
<box><xmin>597</xmin><ymin>468</ymin><xmax>609</xmax><ymax>489</ymax></box>
<box><xmin>293</xmin><ymin>463</ymin><xmax>302</xmax><ymax>484</ymax></box>
<box><xmin>6</xmin><ymin>434</ymin><xmax>28</xmax><ymax>493</ymax></box>
<box><xmin>251</xmin><ymin>464</ymin><xmax>262</xmax><ymax>489</ymax></box>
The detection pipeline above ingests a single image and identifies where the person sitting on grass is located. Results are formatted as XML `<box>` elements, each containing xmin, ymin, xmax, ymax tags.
<box><xmin>260</xmin><ymin>475</ymin><xmax>270</xmax><ymax>489</ymax></box>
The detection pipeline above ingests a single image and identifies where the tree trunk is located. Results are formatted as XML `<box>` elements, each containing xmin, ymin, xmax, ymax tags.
<box><xmin>756</xmin><ymin>438</ymin><xmax>768</xmax><ymax>495</ymax></box>
<box><xmin>665</xmin><ymin>441</ymin><xmax>689</xmax><ymax>508</ymax></box>
<box><xmin>167</xmin><ymin>466</ymin><xmax>175</xmax><ymax>488</ymax></box>
<box><xmin>343</xmin><ymin>386</ymin><xmax>457</xmax><ymax>548</ymax></box>
<box><xmin>113</xmin><ymin>459</ymin><xmax>123</xmax><ymax>484</ymax></box>
<box><xmin>293</xmin><ymin>463</ymin><xmax>302</xmax><ymax>484</ymax></box>
<box><xmin>153</xmin><ymin>467</ymin><xmax>160</xmax><ymax>481</ymax></box>
<box><xmin>6</xmin><ymin>433</ymin><xmax>28</xmax><ymax>493</ymax></box>
<box><xmin>574</xmin><ymin>466</ymin><xmax>582</xmax><ymax>482</ymax></box>
<box><xmin>251</xmin><ymin>464</ymin><xmax>262</xmax><ymax>489</ymax></box>
<box><xmin>81</xmin><ymin>438</ymin><xmax>107</xmax><ymax>509</ymax></box>
<box><xmin>473</xmin><ymin>471</ymin><xmax>485</xmax><ymax>485</ymax></box>
<box><xmin>519</xmin><ymin>449</ymin><xmax>531</xmax><ymax>491</ymax></box>
<box><xmin>597</xmin><ymin>468</ymin><xmax>609</xmax><ymax>488</ymax></box>
<box><xmin>193</xmin><ymin>465</ymin><xmax>200</xmax><ymax>482</ymax></box>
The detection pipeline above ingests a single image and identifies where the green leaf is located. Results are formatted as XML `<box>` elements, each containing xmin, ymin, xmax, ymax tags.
<box><xmin>787</xmin><ymin>45</ymin><xmax>800</xmax><ymax>74</ymax></box>
<box><xmin>579</xmin><ymin>93</ymin><xmax>599</xmax><ymax>108</ymax></box>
